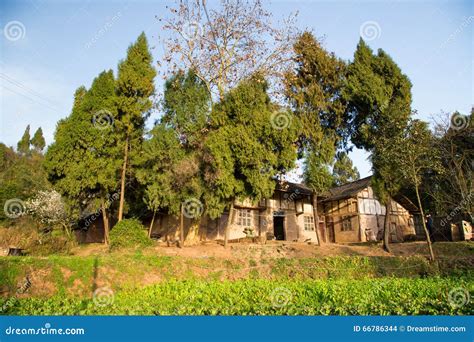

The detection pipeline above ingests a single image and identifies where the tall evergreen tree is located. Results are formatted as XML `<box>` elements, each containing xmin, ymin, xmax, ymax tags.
<box><xmin>116</xmin><ymin>32</ymin><xmax>156</xmax><ymax>221</ymax></box>
<box><xmin>285</xmin><ymin>32</ymin><xmax>348</xmax><ymax>150</ymax></box>
<box><xmin>162</xmin><ymin>69</ymin><xmax>211</xmax><ymax>149</ymax></box>
<box><xmin>136</xmin><ymin>70</ymin><xmax>209</xmax><ymax>245</ymax></box>
<box><xmin>332</xmin><ymin>151</ymin><xmax>360</xmax><ymax>186</ymax></box>
<box><xmin>344</xmin><ymin>39</ymin><xmax>412</xmax><ymax>149</ymax></box>
<box><xmin>303</xmin><ymin>140</ymin><xmax>336</xmax><ymax>193</ymax></box>
<box><xmin>285</xmin><ymin>32</ymin><xmax>348</xmax><ymax>243</ymax></box>
<box><xmin>17</xmin><ymin>125</ymin><xmax>31</xmax><ymax>154</ymax></box>
<box><xmin>44</xmin><ymin>70</ymin><xmax>120</xmax><ymax>244</ymax></box>
<box><xmin>344</xmin><ymin>39</ymin><xmax>413</xmax><ymax>252</ymax></box>
<box><xmin>30</xmin><ymin>127</ymin><xmax>46</xmax><ymax>152</ymax></box>
<box><xmin>204</xmin><ymin>74</ymin><xmax>298</xmax><ymax>246</ymax></box>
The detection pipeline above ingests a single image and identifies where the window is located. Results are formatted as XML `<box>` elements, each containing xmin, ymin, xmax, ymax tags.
<box><xmin>341</xmin><ymin>216</ymin><xmax>353</xmax><ymax>231</ymax></box>
<box><xmin>236</xmin><ymin>209</ymin><xmax>252</xmax><ymax>227</ymax></box>
<box><xmin>304</xmin><ymin>216</ymin><xmax>315</xmax><ymax>231</ymax></box>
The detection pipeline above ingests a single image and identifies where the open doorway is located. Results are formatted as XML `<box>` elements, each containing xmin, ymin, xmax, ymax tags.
<box><xmin>273</xmin><ymin>216</ymin><xmax>285</xmax><ymax>240</ymax></box>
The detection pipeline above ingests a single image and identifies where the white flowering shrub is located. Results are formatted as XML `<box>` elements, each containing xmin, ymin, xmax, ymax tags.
<box><xmin>25</xmin><ymin>190</ymin><xmax>72</xmax><ymax>238</ymax></box>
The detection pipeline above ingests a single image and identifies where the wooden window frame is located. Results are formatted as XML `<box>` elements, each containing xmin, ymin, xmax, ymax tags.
<box><xmin>236</xmin><ymin>209</ymin><xmax>252</xmax><ymax>227</ymax></box>
<box><xmin>304</xmin><ymin>215</ymin><xmax>315</xmax><ymax>231</ymax></box>
<box><xmin>341</xmin><ymin>216</ymin><xmax>353</xmax><ymax>231</ymax></box>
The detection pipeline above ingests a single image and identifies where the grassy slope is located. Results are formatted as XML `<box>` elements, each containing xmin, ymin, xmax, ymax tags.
<box><xmin>0</xmin><ymin>242</ymin><xmax>473</xmax><ymax>315</ymax></box>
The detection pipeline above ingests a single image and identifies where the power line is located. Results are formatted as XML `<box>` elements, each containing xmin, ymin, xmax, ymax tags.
<box><xmin>1</xmin><ymin>84</ymin><xmax>61</xmax><ymax>113</ymax></box>
<box><xmin>0</xmin><ymin>72</ymin><xmax>60</xmax><ymax>108</ymax></box>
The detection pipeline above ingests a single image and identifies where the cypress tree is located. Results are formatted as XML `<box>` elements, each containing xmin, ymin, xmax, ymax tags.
<box><xmin>17</xmin><ymin>125</ymin><xmax>31</xmax><ymax>154</ymax></box>
<box><xmin>204</xmin><ymin>74</ymin><xmax>298</xmax><ymax>246</ymax></box>
<box><xmin>344</xmin><ymin>38</ymin><xmax>413</xmax><ymax>253</ymax></box>
<box><xmin>44</xmin><ymin>70</ymin><xmax>120</xmax><ymax>244</ymax></box>
<box><xmin>332</xmin><ymin>152</ymin><xmax>360</xmax><ymax>186</ymax></box>
<box><xmin>116</xmin><ymin>32</ymin><xmax>156</xmax><ymax>221</ymax></box>
<box><xmin>31</xmin><ymin>127</ymin><xmax>46</xmax><ymax>152</ymax></box>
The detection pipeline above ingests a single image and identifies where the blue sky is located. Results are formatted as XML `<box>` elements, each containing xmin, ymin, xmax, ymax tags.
<box><xmin>0</xmin><ymin>0</ymin><xmax>472</xmax><ymax>178</ymax></box>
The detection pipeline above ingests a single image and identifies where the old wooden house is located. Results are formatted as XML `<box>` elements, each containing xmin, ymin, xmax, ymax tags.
<box><xmin>322</xmin><ymin>177</ymin><xmax>418</xmax><ymax>243</ymax></box>
<box><xmin>150</xmin><ymin>181</ymin><xmax>322</xmax><ymax>244</ymax></box>
<box><xmin>77</xmin><ymin>176</ymin><xmax>420</xmax><ymax>245</ymax></box>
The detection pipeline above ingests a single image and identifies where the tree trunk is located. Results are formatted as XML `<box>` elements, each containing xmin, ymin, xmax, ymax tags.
<box><xmin>101</xmin><ymin>200</ymin><xmax>110</xmax><ymax>246</ymax></box>
<box><xmin>179</xmin><ymin>204</ymin><xmax>184</xmax><ymax>248</ymax></box>
<box><xmin>118</xmin><ymin>137</ymin><xmax>129</xmax><ymax>222</ymax></box>
<box><xmin>415</xmin><ymin>185</ymin><xmax>435</xmax><ymax>261</ymax></box>
<box><xmin>383</xmin><ymin>199</ymin><xmax>392</xmax><ymax>253</ymax></box>
<box><xmin>148</xmin><ymin>210</ymin><xmax>156</xmax><ymax>238</ymax></box>
<box><xmin>312</xmin><ymin>194</ymin><xmax>322</xmax><ymax>245</ymax></box>
<box><xmin>224</xmin><ymin>200</ymin><xmax>235</xmax><ymax>248</ymax></box>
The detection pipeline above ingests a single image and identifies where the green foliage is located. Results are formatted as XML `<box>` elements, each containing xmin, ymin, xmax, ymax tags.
<box><xmin>0</xmin><ymin>143</ymin><xmax>50</xmax><ymax>222</ymax></box>
<box><xmin>115</xmin><ymin>32</ymin><xmax>157</xmax><ymax>218</ymax></box>
<box><xmin>17</xmin><ymin>125</ymin><xmax>30</xmax><ymax>155</ymax></box>
<box><xmin>109</xmin><ymin>218</ymin><xmax>152</xmax><ymax>249</ymax></box>
<box><xmin>162</xmin><ymin>69</ymin><xmax>211</xmax><ymax>148</ymax></box>
<box><xmin>285</xmin><ymin>32</ymin><xmax>347</xmax><ymax>148</ymax></box>
<box><xmin>303</xmin><ymin>147</ymin><xmax>334</xmax><ymax>193</ymax></box>
<box><xmin>204</xmin><ymin>74</ymin><xmax>299</xmax><ymax>218</ymax></box>
<box><xmin>332</xmin><ymin>151</ymin><xmax>360</xmax><ymax>186</ymax></box>
<box><xmin>2</xmin><ymin>277</ymin><xmax>472</xmax><ymax>315</ymax></box>
<box><xmin>30</xmin><ymin>127</ymin><xmax>45</xmax><ymax>152</ymax></box>
<box><xmin>136</xmin><ymin>69</ymin><xmax>207</xmax><ymax>217</ymax></box>
<box><xmin>344</xmin><ymin>38</ymin><xmax>412</xmax><ymax>150</ymax></box>
<box><xmin>136</xmin><ymin>124</ymin><xmax>203</xmax><ymax>216</ymax></box>
<box><xmin>0</xmin><ymin>226</ymin><xmax>75</xmax><ymax>256</ymax></box>
<box><xmin>284</xmin><ymin>32</ymin><xmax>348</xmax><ymax>192</ymax></box>
<box><xmin>44</xmin><ymin>71</ymin><xmax>121</xmax><ymax>216</ymax></box>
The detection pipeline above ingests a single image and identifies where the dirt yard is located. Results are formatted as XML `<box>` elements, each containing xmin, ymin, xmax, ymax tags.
<box><xmin>72</xmin><ymin>240</ymin><xmax>473</xmax><ymax>260</ymax></box>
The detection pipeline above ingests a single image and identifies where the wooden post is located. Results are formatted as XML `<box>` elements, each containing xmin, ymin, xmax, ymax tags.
<box><xmin>101</xmin><ymin>200</ymin><xmax>110</xmax><ymax>246</ymax></box>
<box><xmin>383</xmin><ymin>198</ymin><xmax>392</xmax><ymax>253</ymax></box>
<box><xmin>312</xmin><ymin>194</ymin><xmax>321</xmax><ymax>246</ymax></box>
<box><xmin>224</xmin><ymin>200</ymin><xmax>234</xmax><ymax>248</ymax></box>
<box><xmin>118</xmin><ymin>137</ymin><xmax>128</xmax><ymax>222</ymax></box>
<box><xmin>180</xmin><ymin>204</ymin><xmax>185</xmax><ymax>248</ymax></box>
<box><xmin>148</xmin><ymin>210</ymin><xmax>156</xmax><ymax>238</ymax></box>
<box><xmin>415</xmin><ymin>185</ymin><xmax>435</xmax><ymax>261</ymax></box>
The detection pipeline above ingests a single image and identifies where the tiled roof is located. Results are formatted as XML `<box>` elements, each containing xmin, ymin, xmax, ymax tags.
<box><xmin>322</xmin><ymin>176</ymin><xmax>372</xmax><ymax>201</ymax></box>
